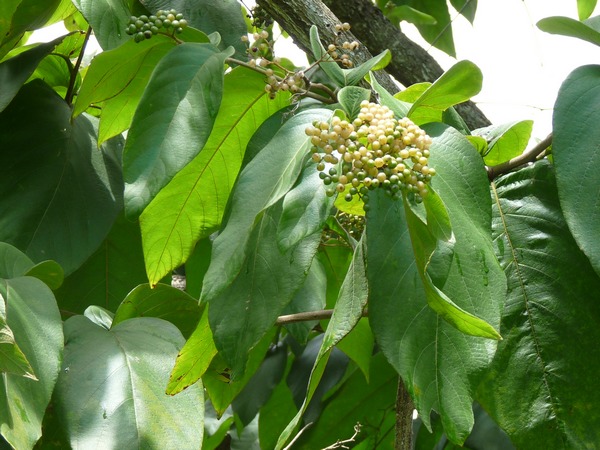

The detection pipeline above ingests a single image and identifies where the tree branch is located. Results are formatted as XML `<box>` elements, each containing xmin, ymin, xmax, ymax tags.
<box><xmin>275</xmin><ymin>308</ymin><xmax>368</xmax><ymax>325</ymax></box>
<box><xmin>65</xmin><ymin>27</ymin><xmax>91</xmax><ymax>106</ymax></box>
<box><xmin>486</xmin><ymin>133</ymin><xmax>553</xmax><ymax>180</ymax></box>
<box><xmin>256</xmin><ymin>0</ymin><xmax>400</xmax><ymax>95</ymax></box>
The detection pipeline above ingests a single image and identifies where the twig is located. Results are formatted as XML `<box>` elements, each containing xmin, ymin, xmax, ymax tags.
<box><xmin>394</xmin><ymin>378</ymin><xmax>414</xmax><ymax>450</ymax></box>
<box><xmin>276</xmin><ymin>308</ymin><xmax>368</xmax><ymax>325</ymax></box>
<box><xmin>486</xmin><ymin>133</ymin><xmax>553</xmax><ymax>180</ymax></box>
<box><xmin>65</xmin><ymin>26</ymin><xmax>92</xmax><ymax>106</ymax></box>
<box><xmin>322</xmin><ymin>423</ymin><xmax>362</xmax><ymax>449</ymax></box>
<box><xmin>283</xmin><ymin>422</ymin><xmax>313</xmax><ymax>450</ymax></box>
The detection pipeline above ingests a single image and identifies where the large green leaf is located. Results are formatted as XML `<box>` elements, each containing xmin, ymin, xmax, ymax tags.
<box><xmin>140</xmin><ymin>0</ymin><xmax>247</xmax><ymax>60</ymax></box>
<box><xmin>72</xmin><ymin>0</ymin><xmax>130</xmax><ymax>50</ymax></box>
<box><xmin>0</xmin><ymin>80</ymin><xmax>123</xmax><ymax>275</ymax></box>
<box><xmin>54</xmin><ymin>315</ymin><xmax>204</xmax><ymax>449</ymax></box>
<box><xmin>0</xmin><ymin>277</ymin><xmax>63</xmax><ymax>450</ymax></box>
<box><xmin>473</xmin><ymin>120</ymin><xmax>533</xmax><ymax>166</ymax></box>
<box><xmin>408</xmin><ymin>60</ymin><xmax>483</xmax><ymax>125</ymax></box>
<box><xmin>123</xmin><ymin>43</ymin><xmax>233</xmax><ymax>218</ymax></box>
<box><xmin>0</xmin><ymin>0</ymin><xmax>62</xmax><ymax>59</ymax></box>
<box><xmin>54</xmin><ymin>214</ymin><xmax>147</xmax><ymax>317</ymax></box>
<box><xmin>479</xmin><ymin>160</ymin><xmax>600</xmax><ymax>448</ymax></box>
<box><xmin>552</xmin><ymin>65</ymin><xmax>600</xmax><ymax>276</ymax></box>
<box><xmin>276</xmin><ymin>238</ymin><xmax>368</xmax><ymax>449</ymax></box>
<box><xmin>0</xmin><ymin>36</ymin><xmax>66</xmax><ymax>112</ymax></box>
<box><xmin>140</xmin><ymin>68</ymin><xmax>290</xmax><ymax>286</ymax></box>
<box><xmin>112</xmin><ymin>283</ymin><xmax>201</xmax><ymax>338</ymax></box>
<box><xmin>201</xmin><ymin>108</ymin><xmax>332</xmax><ymax>302</ymax></box>
<box><xmin>578</xmin><ymin>0</ymin><xmax>597</xmax><ymax>20</ymax></box>
<box><xmin>209</xmin><ymin>201</ymin><xmax>321</xmax><ymax>377</ymax></box>
<box><xmin>366</xmin><ymin>124</ymin><xmax>504</xmax><ymax>443</ymax></box>
<box><xmin>537</xmin><ymin>15</ymin><xmax>600</xmax><ymax>46</ymax></box>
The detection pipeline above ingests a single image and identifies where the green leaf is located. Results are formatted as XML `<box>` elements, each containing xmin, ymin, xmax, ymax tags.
<box><xmin>54</xmin><ymin>315</ymin><xmax>204</xmax><ymax>449</ymax></box>
<box><xmin>140</xmin><ymin>0</ymin><xmax>248</xmax><ymax>60</ymax></box>
<box><xmin>25</xmin><ymin>260</ymin><xmax>64</xmax><ymax>290</ymax></box>
<box><xmin>383</xmin><ymin>5</ymin><xmax>437</xmax><ymax>25</ymax></box>
<box><xmin>368</xmin><ymin>71</ymin><xmax>411</xmax><ymax>118</ymax></box>
<box><xmin>408</xmin><ymin>60</ymin><xmax>483</xmax><ymax>125</ymax></box>
<box><xmin>334</xmin><ymin>317</ymin><xmax>373</xmax><ymax>380</ymax></box>
<box><xmin>552</xmin><ymin>65</ymin><xmax>600</xmax><ymax>276</ymax></box>
<box><xmin>0</xmin><ymin>80</ymin><xmax>123</xmax><ymax>275</ymax></box>
<box><xmin>0</xmin><ymin>0</ymin><xmax>62</xmax><ymax>59</ymax></box>
<box><xmin>201</xmin><ymin>108</ymin><xmax>332</xmax><ymax>302</ymax></box>
<box><xmin>209</xmin><ymin>202</ymin><xmax>321</xmax><ymax>377</ymax></box>
<box><xmin>140</xmin><ymin>68</ymin><xmax>290</xmax><ymax>286</ymax></box>
<box><xmin>578</xmin><ymin>0</ymin><xmax>597</xmax><ymax>20</ymax></box>
<box><xmin>366</xmin><ymin>124</ymin><xmax>505</xmax><ymax>443</ymax></box>
<box><xmin>113</xmin><ymin>283</ymin><xmax>201</xmax><ymax>338</ymax></box>
<box><xmin>258</xmin><ymin>377</ymin><xmax>297</xmax><ymax>450</ymax></box>
<box><xmin>166</xmin><ymin>307</ymin><xmax>216</xmax><ymax>395</ymax></box>
<box><xmin>278</xmin><ymin>166</ymin><xmax>335</xmax><ymax>252</ymax></box>
<box><xmin>83</xmin><ymin>304</ymin><xmax>114</xmax><ymax>329</ymax></box>
<box><xmin>123</xmin><ymin>43</ymin><xmax>233</xmax><ymax>218</ymax></box>
<box><xmin>450</xmin><ymin>0</ymin><xmax>478</xmax><ymax>23</ymax></box>
<box><xmin>72</xmin><ymin>35</ymin><xmax>175</xmax><ymax>115</ymax></box>
<box><xmin>295</xmin><ymin>353</ymin><xmax>397</xmax><ymax>449</ymax></box>
<box><xmin>0</xmin><ymin>296</ymin><xmax>36</xmax><ymax>379</ymax></box>
<box><xmin>276</xmin><ymin>238</ymin><xmax>368</xmax><ymax>449</ymax></box>
<box><xmin>479</xmin><ymin>160</ymin><xmax>600</xmax><ymax>448</ymax></box>
<box><xmin>0</xmin><ymin>243</ymin><xmax>34</xmax><ymax>279</ymax></box>
<box><xmin>54</xmin><ymin>214</ymin><xmax>148</xmax><ymax>317</ymax></box>
<box><xmin>309</xmin><ymin>25</ymin><xmax>391</xmax><ymax>87</ymax></box>
<box><xmin>337</xmin><ymin>86</ymin><xmax>371</xmax><ymax>119</ymax></box>
<box><xmin>0</xmin><ymin>36</ymin><xmax>66</xmax><ymax>112</ymax></box>
<box><xmin>473</xmin><ymin>120</ymin><xmax>533</xmax><ymax>166</ymax></box>
<box><xmin>538</xmin><ymin>15</ymin><xmax>600</xmax><ymax>46</ymax></box>
<box><xmin>0</xmin><ymin>277</ymin><xmax>63</xmax><ymax>449</ymax></box>
<box><xmin>72</xmin><ymin>0</ymin><xmax>130</xmax><ymax>50</ymax></box>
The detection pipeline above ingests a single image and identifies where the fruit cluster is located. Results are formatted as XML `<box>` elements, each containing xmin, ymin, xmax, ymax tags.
<box><xmin>126</xmin><ymin>10</ymin><xmax>188</xmax><ymax>42</ymax></box>
<box><xmin>306</xmin><ymin>101</ymin><xmax>436</xmax><ymax>209</ymax></box>
<box><xmin>337</xmin><ymin>211</ymin><xmax>365</xmax><ymax>239</ymax></box>
<box><xmin>327</xmin><ymin>23</ymin><xmax>359</xmax><ymax>68</ymax></box>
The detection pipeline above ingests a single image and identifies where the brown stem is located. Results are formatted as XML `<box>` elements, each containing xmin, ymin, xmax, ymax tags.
<box><xmin>275</xmin><ymin>308</ymin><xmax>368</xmax><ymax>325</ymax></box>
<box><xmin>395</xmin><ymin>377</ymin><xmax>414</xmax><ymax>450</ymax></box>
<box><xmin>65</xmin><ymin>27</ymin><xmax>92</xmax><ymax>106</ymax></box>
<box><xmin>486</xmin><ymin>133</ymin><xmax>553</xmax><ymax>180</ymax></box>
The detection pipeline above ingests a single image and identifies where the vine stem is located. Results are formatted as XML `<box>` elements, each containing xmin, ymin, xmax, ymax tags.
<box><xmin>486</xmin><ymin>133</ymin><xmax>553</xmax><ymax>180</ymax></box>
<box><xmin>65</xmin><ymin>26</ymin><xmax>92</xmax><ymax>106</ymax></box>
<box><xmin>275</xmin><ymin>308</ymin><xmax>368</xmax><ymax>325</ymax></box>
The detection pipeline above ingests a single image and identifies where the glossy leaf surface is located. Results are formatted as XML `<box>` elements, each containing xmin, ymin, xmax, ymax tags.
<box><xmin>473</xmin><ymin>120</ymin><xmax>534</xmax><ymax>166</ymax></box>
<box><xmin>72</xmin><ymin>0</ymin><xmax>130</xmax><ymax>50</ymax></box>
<box><xmin>479</xmin><ymin>160</ymin><xmax>600</xmax><ymax>448</ymax></box>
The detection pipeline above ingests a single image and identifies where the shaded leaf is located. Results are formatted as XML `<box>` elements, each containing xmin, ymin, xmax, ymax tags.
<box><xmin>478</xmin><ymin>160</ymin><xmax>600</xmax><ymax>448</ymax></box>
<box><xmin>552</xmin><ymin>64</ymin><xmax>600</xmax><ymax>276</ymax></box>
<box><xmin>209</xmin><ymin>202</ymin><xmax>321</xmax><ymax>377</ymax></box>
<box><xmin>113</xmin><ymin>283</ymin><xmax>201</xmax><ymax>338</ymax></box>
<box><xmin>0</xmin><ymin>35</ymin><xmax>66</xmax><ymax>112</ymax></box>
<box><xmin>54</xmin><ymin>315</ymin><xmax>204</xmax><ymax>449</ymax></box>
<box><xmin>0</xmin><ymin>243</ymin><xmax>34</xmax><ymax>279</ymax></box>
<box><xmin>0</xmin><ymin>277</ymin><xmax>63</xmax><ymax>450</ymax></box>
<box><xmin>140</xmin><ymin>68</ymin><xmax>290</xmax><ymax>286</ymax></box>
<box><xmin>0</xmin><ymin>80</ymin><xmax>123</xmax><ymax>275</ymax></box>
<box><xmin>53</xmin><ymin>214</ymin><xmax>147</xmax><ymax>317</ymax></box>
<box><xmin>123</xmin><ymin>43</ymin><xmax>233</xmax><ymax>218</ymax></box>
<box><xmin>0</xmin><ymin>298</ymin><xmax>37</xmax><ymax>379</ymax></box>
<box><xmin>25</xmin><ymin>260</ymin><xmax>64</xmax><ymax>290</ymax></box>
<box><xmin>201</xmin><ymin>108</ymin><xmax>332</xmax><ymax>302</ymax></box>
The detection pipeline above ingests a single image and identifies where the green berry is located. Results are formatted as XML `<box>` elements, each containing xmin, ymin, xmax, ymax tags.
<box><xmin>151</xmin><ymin>25</ymin><xmax>159</xmax><ymax>34</ymax></box>
<box><xmin>171</xmin><ymin>19</ymin><xmax>180</xmax><ymax>28</ymax></box>
<box><xmin>179</xmin><ymin>19</ymin><xmax>188</xmax><ymax>28</ymax></box>
<box><xmin>176</xmin><ymin>27</ymin><xmax>184</xmax><ymax>34</ymax></box>
<box><xmin>345</xmin><ymin>193</ymin><xmax>353</xmax><ymax>202</ymax></box>
<box><xmin>127</xmin><ymin>24</ymin><xmax>137</xmax><ymax>34</ymax></box>
<box><xmin>139</xmin><ymin>15</ymin><xmax>148</xmax><ymax>22</ymax></box>
<box><xmin>135</xmin><ymin>19</ymin><xmax>144</xmax><ymax>29</ymax></box>
<box><xmin>134</xmin><ymin>32</ymin><xmax>145</xmax><ymax>42</ymax></box>
<box><xmin>144</xmin><ymin>30</ymin><xmax>152</xmax><ymax>39</ymax></box>
<box><xmin>163</xmin><ymin>19</ymin><xmax>171</xmax><ymax>27</ymax></box>
<box><xmin>154</xmin><ymin>19</ymin><xmax>163</xmax><ymax>28</ymax></box>
<box><xmin>176</xmin><ymin>13</ymin><xmax>184</xmax><ymax>20</ymax></box>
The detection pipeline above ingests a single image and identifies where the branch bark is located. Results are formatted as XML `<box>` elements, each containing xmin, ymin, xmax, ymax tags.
<box><xmin>257</xmin><ymin>0</ymin><xmax>491</xmax><ymax>130</ymax></box>
<box><xmin>395</xmin><ymin>377</ymin><xmax>414</xmax><ymax>450</ymax></box>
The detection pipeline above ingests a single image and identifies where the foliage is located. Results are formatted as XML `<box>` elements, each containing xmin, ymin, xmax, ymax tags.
<box><xmin>0</xmin><ymin>0</ymin><xmax>599</xmax><ymax>449</ymax></box>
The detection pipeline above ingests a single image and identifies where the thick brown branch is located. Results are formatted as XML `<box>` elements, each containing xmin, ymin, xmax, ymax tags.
<box><xmin>395</xmin><ymin>378</ymin><xmax>414</xmax><ymax>450</ymax></box>
<box><xmin>322</xmin><ymin>0</ymin><xmax>490</xmax><ymax>130</ymax></box>
<box><xmin>486</xmin><ymin>133</ymin><xmax>553</xmax><ymax>180</ymax></box>
<box><xmin>256</xmin><ymin>0</ymin><xmax>400</xmax><ymax>95</ymax></box>
<box><xmin>276</xmin><ymin>308</ymin><xmax>368</xmax><ymax>325</ymax></box>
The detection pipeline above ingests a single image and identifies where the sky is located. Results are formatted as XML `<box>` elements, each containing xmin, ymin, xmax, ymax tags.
<box><xmin>31</xmin><ymin>1</ymin><xmax>600</xmax><ymax>141</ymax></box>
